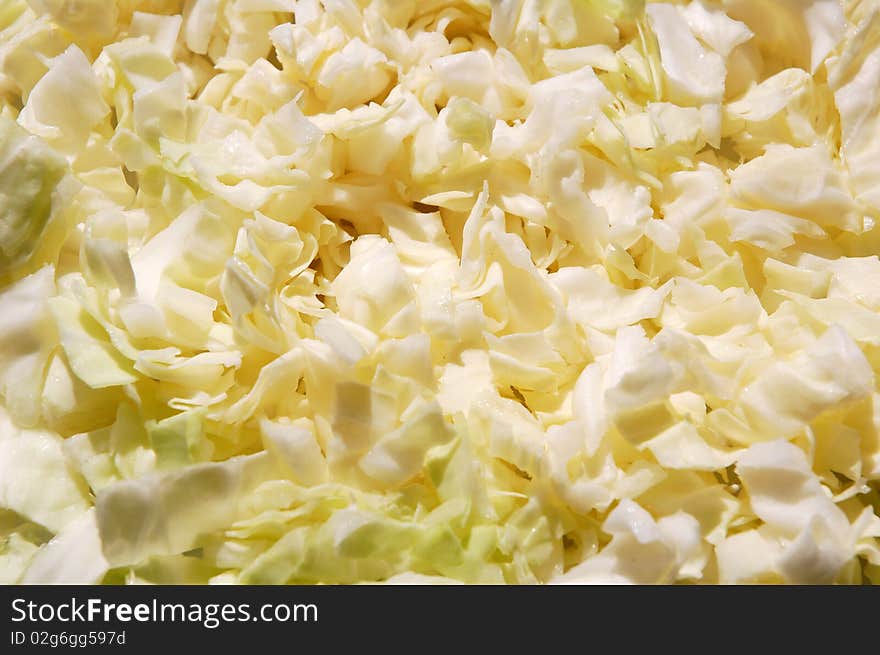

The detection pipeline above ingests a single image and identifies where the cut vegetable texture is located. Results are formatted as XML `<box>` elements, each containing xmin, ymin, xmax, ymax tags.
<box><xmin>1</xmin><ymin>0</ymin><xmax>880</xmax><ymax>586</ymax></box>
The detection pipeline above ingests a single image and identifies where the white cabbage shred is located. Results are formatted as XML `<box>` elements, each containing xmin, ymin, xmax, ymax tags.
<box><xmin>1</xmin><ymin>0</ymin><xmax>880</xmax><ymax>585</ymax></box>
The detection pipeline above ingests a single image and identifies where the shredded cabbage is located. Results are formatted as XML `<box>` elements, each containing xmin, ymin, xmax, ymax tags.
<box><xmin>1</xmin><ymin>0</ymin><xmax>880</xmax><ymax>585</ymax></box>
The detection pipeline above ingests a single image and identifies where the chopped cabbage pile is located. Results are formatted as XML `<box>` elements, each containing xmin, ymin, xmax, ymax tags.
<box><xmin>2</xmin><ymin>0</ymin><xmax>880</xmax><ymax>585</ymax></box>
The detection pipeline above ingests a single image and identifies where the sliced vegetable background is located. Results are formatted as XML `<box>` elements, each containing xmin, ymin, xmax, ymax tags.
<box><xmin>1</xmin><ymin>0</ymin><xmax>880</xmax><ymax>584</ymax></box>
